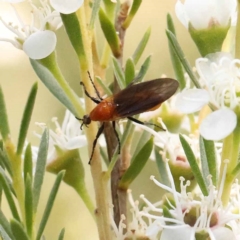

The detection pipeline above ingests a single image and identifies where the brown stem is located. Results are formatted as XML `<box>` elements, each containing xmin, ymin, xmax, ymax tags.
<box><xmin>104</xmin><ymin>1</ymin><xmax>131</xmax><ymax>226</ymax></box>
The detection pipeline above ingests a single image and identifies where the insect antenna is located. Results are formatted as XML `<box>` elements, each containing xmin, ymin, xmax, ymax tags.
<box><xmin>87</xmin><ymin>71</ymin><xmax>103</xmax><ymax>101</ymax></box>
<box><xmin>80</xmin><ymin>82</ymin><xmax>101</xmax><ymax>104</ymax></box>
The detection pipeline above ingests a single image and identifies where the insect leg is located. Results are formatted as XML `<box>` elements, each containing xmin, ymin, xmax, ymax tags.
<box><xmin>87</xmin><ymin>71</ymin><xmax>103</xmax><ymax>100</ymax></box>
<box><xmin>89</xmin><ymin>123</ymin><xmax>105</xmax><ymax>164</ymax></box>
<box><xmin>112</xmin><ymin>121</ymin><xmax>121</xmax><ymax>154</ymax></box>
<box><xmin>127</xmin><ymin>117</ymin><xmax>165</xmax><ymax>131</ymax></box>
<box><xmin>80</xmin><ymin>82</ymin><xmax>101</xmax><ymax>104</ymax></box>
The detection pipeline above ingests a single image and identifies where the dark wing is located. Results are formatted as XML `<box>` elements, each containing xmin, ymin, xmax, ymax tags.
<box><xmin>113</xmin><ymin>78</ymin><xmax>179</xmax><ymax>118</ymax></box>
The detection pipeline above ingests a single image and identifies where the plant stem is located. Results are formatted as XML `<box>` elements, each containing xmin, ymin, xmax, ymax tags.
<box><xmin>38</xmin><ymin>52</ymin><xmax>84</xmax><ymax>117</ymax></box>
<box><xmin>110</xmin><ymin>1</ymin><xmax>130</xmax><ymax>226</ymax></box>
<box><xmin>5</xmin><ymin>139</ymin><xmax>25</xmax><ymax>222</ymax></box>
<box><xmin>220</xmin><ymin>125</ymin><xmax>240</xmax><ymax>205</ymax></box>
<box><xmin>76</xmin><ymin>7</ymin><xmax>112</xmax><ymax>240</ymax></box>
<box><xmin>235</xmin><ymin>0</ymin><xmax>240</xmax><ymax>58</ymax></box>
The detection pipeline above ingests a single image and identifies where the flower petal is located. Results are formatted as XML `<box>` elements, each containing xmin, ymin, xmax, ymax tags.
<box><xmin>23</xmin><ymin>30</ymin><xmax>56</xmax><ymax>59</ymax></box>
<box><xmin>160</xmin><ymin>226</ymin><xmax>193</xmax><ymax>240</ymax></box>
<box><xmin>200</xmin><ymin>108</ymin><xmax>237</xmax><ymax>141</ymax></box>
<box><xmin>65</xmin><ymin>136</ymin><xmax>87</xmax><ymax>149</ymax></box>
<box><xmin>175</xmin><ymin>0</ymin><xmax>189</xmax><ymax>28</ymax></box>
<box><xmin>212</xmin><ymin>227</ymin><xmax>236</xmax><ymax>240</ymax></box>
<box><xmin>50</xmin><ymin>0</ymin><xmax>84</xmax><ymax>14</ymax></box>
<box><xmin>184</xmin><ymin>0</ymin><xmax>235</xmax><ymax>29</ymax></box>
<box><xmin>175</xmin><ymin>89</ymin><xmax>209</xmax><ymax>114</ymax></box>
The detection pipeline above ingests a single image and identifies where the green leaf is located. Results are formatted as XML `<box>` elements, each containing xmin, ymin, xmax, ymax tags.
<box><xmin>167</xmin><ymin>14</ymin><xmax>185</xmax><ymax>90</ymax></box>
<box><xmin>95</xmin><ymin>76</ymin><xmax>112</xmax><ymax>96</ymax></box>
<box><xmin>89</xmin><ymin>0</ymin><xmax>102</xmax><ymax>28</ymax></box>
<box><xmin>0</xmin><ymin>86</ymin><xmax>10</xmax><ymax>141</ymax></box>
<box><xmin>10</xmin><ymin>219</ymin><xmax>29</xmax><ymax>240</ymax></box>
<box><xmin>166</xmin><ymin>30</ymin><xmax>201</xmax><ymax>89</ymax></box>
<box><xmin>132</xmin><ymin>55</ymin><xmax>152</xmax><ymax>83</ymax></box>
<box><xmin>103</xmin><ymin>0</ymin><xmax>116</xmax><ymax>20</ymax></box>
<box><xmin>131</xmin><ymin>129</ymin><xmax>151</xmax><ymax>161</ymax></box>
<box><xmin>112</xmin><ymin>58</ymin><xmax>125</xmax><ymax>89</ymax></box>
<box><xmin>119</xmin><ymin>138</ymin><xmax>153</xmax><ymax>189</ymax></box>
<box><xmin>199</xmin><ymin>137</ymin><xmax>210</xmax><ymax>186</ymax></box>
<box><xmin>122</xmin><ymin>0</ymin><xmax>142</xmax><ymax>29</ymax></box>
<box><xmin>36</xmin><ymin>171</ymin><xmax>65</xmax><ymax>240</ymax></box>
<box><xmin>200</xmin><ymin>137</ymin><xmax>217</xmax><ymax>186</ymax></box>
<box><xmin>0</xmin><ymin>168</ymin><xmax>20</xmax><ymax>222</ymax></box>
<box><xmin>0</xmin><ymin>148</ymin><xmax>12</xmax><ymax>177</ymax></box>
<box><xmin>231</xmin><ymin>162</ymin><xmax>240</xmax><ymax>178</ymax></box>
<box><xmin>0</xmin><ymin>225</ymin><xmax>12</xmax><ymax>240</ymax></box>
<box><xmin>25</xmin><ymin>174</ymin><xmax>33</xmax><ymax>238</ymax></box>
<box><xmin>132</xmin><ymin>27</ymin><xmax>151</xmax><ymax>64</ymax></box>
<box><xmin>17</xmin><ymin>83</ymin><xmax>38</xmax><ymax>155</ymax></box>
<box><xmin>24</xmin><ymin>143</ymin><xmax>33</xmax><ymax>183</ymax></box>
<box><xmin>33</xmin><ymin>129</ymin><xmax>49</xmax><ymax>213</ymax></box>
<box><xmin>58</xmin><ymin>228</ymin><xmax>65</xmax><ymax>240</ymax></box>
<box><xmin>154</xmin><ymin>146</ymin><xmax>170</xmax><ymax>187</ymax></box>
<box><xmin>60</xmin><ymin>13</ymin><xmax>86</xmax><ymax>61</ymax></box>
<box><xmin>30</xmin><ymin>60</ymin><xmax>77</xmax><ymax>115</ymax></box>
<box><xmin>179</xmin><ymin>135</ymin><xmax>208</xmax><ymax>196</ymax></box>
<box><xmin>0</xmin><ymin>210</ymin><xmax>14</xmax><ymax>240</ymax></box>
<box><xmin>99</xmin><ymin>8</ymin><xmax>121</xmax><ymax>58</ymax></box>
<box><xmin>125</xmin><ymin>58</ymin><xmax>135</xmax><ymax>86</ymax></box>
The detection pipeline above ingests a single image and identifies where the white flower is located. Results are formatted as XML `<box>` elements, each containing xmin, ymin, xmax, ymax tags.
<box><xmin>138</xmin><ymin>160</ymin><xmax>240</xmax><ymax>240</ymax></box>
<box><xmin>175</xmin><ymin>52</ymin><xmax>239</xmax><ymax>140</ymax></box>
<box><xmin>33</xmin><ymin>109</ymin><xmax>87</xmax><ymax>162</ymax></box>
<box><xmin>175</xmin><ymin>0</ymin><xmax>237</xmax><ymax>29</ymax></box>
<box><xmin>111</xmin><ymin>190</ymin><xmax>160</xmax><ymax>240</ymax></box>
<box><xmin>0</xmin><ymin>0</ymin><xmax>62</xmax><ymax>59</ymax></box>
<box><xmin>50</xmin><ymin>0</ymin><xmax>84</xmax><ymax>14</ymax></box>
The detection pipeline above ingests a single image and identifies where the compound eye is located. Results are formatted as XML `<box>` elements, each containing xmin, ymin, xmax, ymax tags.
<box><xmin>83</xmin><ymin>115</ymin><xmax>91</xmax><ymax>125</ymax></box>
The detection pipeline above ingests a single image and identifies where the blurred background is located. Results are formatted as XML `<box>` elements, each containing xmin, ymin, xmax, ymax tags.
<box><xmin>0</xmin><ymin>0</ymin><xmax>199</xmax><ymax>239</ymax></box>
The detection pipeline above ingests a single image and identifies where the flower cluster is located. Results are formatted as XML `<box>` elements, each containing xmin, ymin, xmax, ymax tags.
<box><xmin>113</xmin><ymin>160</ymin><xmax>240</xmax><ymax>240</ymax></box>
<box><xmin>0</xmin><ymin>0</ymin><xmax>84</xmax><ymax>59</ymax></box>
<box><xmin>175</xmin><ymin>53</ymin><xmax>240</xmax><ymax>141</ymax></box>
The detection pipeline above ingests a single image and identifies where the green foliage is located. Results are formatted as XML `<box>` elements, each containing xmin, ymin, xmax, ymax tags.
<box><xmin>58</xmin><ymin>228</ymin><xmax>65</xmax><ymax>240</ymax></box>
<box><xmin>95</xmin><ymin>76</ymin><xmax>112</xmax><ymax>96</ymax></box>
<box><xmin>112</xmin><ymin>57</ymin><xmax>125</xmax><ymax>89</ymax></box>
<box><xmin>61</xmin><ymin>13</ymin><xmax>86</xmax><ymax>61</ymax></box>
<box><xmin>90</xmin><ymin>0</ymin><xmax>102</xmax><ymax>28</ymax></box>
<box><xmin>33</xmin><ymin>129</ymin><xmax>49</xmax><ymax>212</ymax></box>
<box><xmin>132</xmin><ymin>55</ymin><xmax>152</xmax><ymax>83</ymax></box>
<box><xmin>99</xmin><ymin>8</ymin><xmax>121</xmax><ymax>57</ymax></box>
<box><xmin>17</xmin><ymin>83</ymin><xmax>38</xmax><ymax>155</ymax></box>
<box><xmin>10</xmin><ymin>219</ymin><xmax>30</xmax><ymax>240</ymax></box>
<box><xmin>119</xmin><ymin>138</ymin><xmax>153</xmax><ymax>189</ymax></box>
<box><xmin>166</xmin><ymin>29</ymin><xmax>201</xmax><ymax>88</ymax></box>
<box><xmin>125</xmin><ymin>58</ymin><xmax>135</xmax><ymax>86</ymax></box>
<box><xmin>36</xmin><ymin>171</ymin><xmax>65</xmax><ymax>240</ymax></box>
<box><xmin>122</xmin><ymin>0</ymin><xmax>142</xmax><ymax>29</ymax></box>
<box><xmin>179</xmin><ymin>135</ymin><xmax>208</xmax><ymax>196</ymax></box>
<box><xmin>23</xmin><ymin>144</ymin><xmax>33</xmax><ymax>183</ymax></box>
<box><xmin>0</xmin><ymin>168</ymin><xmax>20</xmax><ymax>222</ymax></box>
<box><xmin>154</xmin><ymin>146</ymin><xmax>170</xmax><ymax>187</ymax></box>
<box><xmin>132</xmin><ymin>27</ymin><xmax>151</xmax><ymax>64</ymax></box>
<box><xmin>199</xmin><ymin>136</ymin><xmax>218</xmax><ymax>186</ymax></box>
<box><xmin>25</xmin><ymin>174</ymin><xmax>33</xmax><ymax>238</ymax></box>
<box><xmin>167</xmin><ymin>14</ymin><xmax>185</xmax><ymax>90</ymax></box>
<box><xmin>0</xmin><ymin>86</ymin><xmax>10</xmax><ymax>141</ymax></box>
<box><xmin>30</xmin><ymin>59</ymin><xmax>79</xmax><ymax>116</ymax></box>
